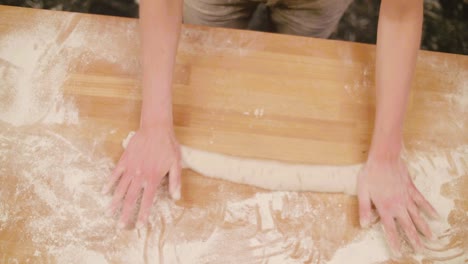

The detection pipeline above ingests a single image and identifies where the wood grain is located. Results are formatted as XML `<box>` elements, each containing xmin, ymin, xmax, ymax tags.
<box><xmin>0</xmin><ymin>5</ymin><xmax>466</xmax><ymax>264</ymax></box>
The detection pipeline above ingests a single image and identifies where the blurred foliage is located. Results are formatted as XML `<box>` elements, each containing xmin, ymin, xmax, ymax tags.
<box><xmin>0</xmin><ymin>0</ymin><xmax>138</xmax><ymax>15</ymax></box>
<box><xmin>0</xmin><ymin>0</ymin><xmax>466</xmax><ymax>54</ymax></box>
<box><xmin>422</xmin><ymin>0</ymin><xmax>467</xmax><ymax>53</ymax></box>
<box><xmin>332</xmin><ymin>0</ymin><xmax>467</xmax><ymax>54</ymax></box>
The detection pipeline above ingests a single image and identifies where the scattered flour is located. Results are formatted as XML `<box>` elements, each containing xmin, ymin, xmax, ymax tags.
<box><xmin>254</xmin><ymin>108</ymin><xmax>264</xmax><ymax>118</ymax></box>
<box><xmin>1</xmin><ymin>126</ymin><xmax>465</xmax><ymax>263</ymax></box>
<box><xmin>179</xmin><ymin>27</ymin><xmax>264</xmax><ymax>57</ymax></box>
<box><xmin>0</xmin><ymin>13</ymin><xmax>139</xmax><ymax>127</ymax></box>
<box><xmin>0</xmin><ymin>15</ymin><xmax>78</xmax><ymax>126</ymax></box>
<box><xmin>0</xmin><ymin>11</ymin><xmax>138</xmax><ymax>263</ymax></box>
<box><xmin>328</xmin><ymin>227</ymin><xmax>389</xmax><ymax>264</ymax></box>
<box><xmin>0</xmin><ymin>127</ymin><xmax>115</xmax><ymax>263</ymax></box>
<box><xmin>0</xmin><ymin>201</ymin><xmax>8</xmax><ymax>230</ymax></box>
<box><xmin>53</xmin><ymin>245</ymin><xmax>107</xmax><ymax>264</ymax></box>
<box><xmin>327</xmin><ymin>146</ymin><xmax>467</xmax><ymax>264</ymax></box>
<box><xmin>343</xmin><ymin>65</ymin><xmax>372</xmax><ymax>104</ymax></box>
<box><xmin>0</xmin><ymin>10</ymin><xmax>466</xmax><ymax>264</ymax></box>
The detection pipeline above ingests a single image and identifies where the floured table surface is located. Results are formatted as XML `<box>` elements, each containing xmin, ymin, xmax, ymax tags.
<box><xmin>0</xmin><ymin>5</ymin><xmax>466</xmax><ymax>264</ymax></box>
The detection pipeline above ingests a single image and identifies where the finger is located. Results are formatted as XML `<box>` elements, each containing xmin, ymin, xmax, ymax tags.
<box><xmin>397</xmin><ymin>210</ymin><xmax>423</xmax><ymax>252</ymax></box>
<box><xmin>408</xmin><ymin>201</ymin><xmax>432</xmax><ymax>240</ymax></box>
<box><xmin>168</xmin><ymin>160</ymin><xmax>182</xmax><ymax>200</ymax></box>
<box><xmin>411</xmin><ymin>185</ymin><xmax>439</xmax><ymax>219</ymax></box>
<box><xmin>379</xmin><ymin>213</ymin><xmax>401</xmax><ymax>257</ymax></box>
<box><xmin>108</xmin><ymin>173</ymin><xmax>132</xmax><ymax>215</ymax></box>
<box><xmin>102</xmin><ymin>166</ymin><xmax>125</xmax><ymax>194</ymax></box>
<box><xmin>102</xmin><ymin>152</ymin><xmax>128</xmax><ymax>194</ymax></box>
<box><xmin>136</xmin><ymin>177</ymin><xmax>160</xmax><ymax>228</ymax></box>
<box><xmin>358</xmin><ymin>180</ymin><xmax>372</xmax><ymax>228</ymax></box>
<box><xmin>118</xmin><ymin>177</ymin><xmax>143</xmax><ymax>228</ymax></box>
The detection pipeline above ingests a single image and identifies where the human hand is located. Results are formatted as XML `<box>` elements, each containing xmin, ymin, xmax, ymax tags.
<box><xmin>102</xmin><ymin>125</ymin><xmax>182</xmax><ymax>228</ymax></box>
<box><xmin>357</xmin><ymin>156</ymin><xmax>438</xmax><ymax>256</ymax></box>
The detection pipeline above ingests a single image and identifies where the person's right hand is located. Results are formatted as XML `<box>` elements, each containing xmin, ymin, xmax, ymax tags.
<box><xmin>102</xmin><ymin>124</ymin><xmax>182</xmax><ymax>228</ymax></box>
<box><xmin>357</xmin><ymin>155</ymin><xmax>438</xmax><ymax>256</ymax></box>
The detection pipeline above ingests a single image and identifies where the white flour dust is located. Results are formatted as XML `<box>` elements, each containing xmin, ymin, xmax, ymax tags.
<box><xmin>415</xmin><ymin>54</ymin><xmax>468</xmax><ymax>136</ymax></box>
<box><xmin>328</xmin><ymin>146</ymin><xmax>467</xmax><ymax>264</ymax></box>
<box><xmin>0</xmin><ymin>15</ymin><xmax>78</xmax><ymax>126</ymax></box>
<box><xmin>0</xmin><ymin>13</ymin><xmax>139</xmax><ymax>127</ymax></box>
<box><xmin>119</xmin><ymin>190</ymin><xmax>355</xmax><ymax>264</ymax></box>
<box><xmin>0</xmin><ymin>11</ymin><xmax>466</xmax><ymax>264</ymax></box>
<box><xmin>343</xmin><ymin>64</ymin><xmax>372</xmax><ymax>104</ymax></box>
<box><xmin>0</xmin><ymin>127</ymin><xmax>114</xmax><ymax>262</ymax></box>
<box><xmin>253</xmin><ymin>108</ymin><xmax>264</xmax><ymax>118</ymax></box>
<box><xmin>0</xmin><ymin>12</ymin><xmax>139</xmax><ymax>263</ymax></box>
<box><xmin>1</xmin><ymin>127</ymin><xmax>465</xmax><ymax>263</ymax></box>
<box><xmin>179</xmin><ymin>27</ymin><xmax>264</xmax><ymax>57</ymax></box>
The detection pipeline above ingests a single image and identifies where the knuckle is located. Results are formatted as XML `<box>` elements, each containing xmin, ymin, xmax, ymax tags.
<box><xmin>411</xmin><ymin>191</ymin><xmax>422</xmax><ymax>202</ymax></box>
<box><xmin>380</xmin><ymin>199</ymin><xmax>397</xmax><ymax>212</ymax></box>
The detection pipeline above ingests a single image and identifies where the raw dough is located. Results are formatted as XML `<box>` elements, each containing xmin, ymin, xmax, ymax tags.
<box><xmin>123</xmin><ymin>131</ymin><xmax>361</xmax><ymax>195</ymax></box>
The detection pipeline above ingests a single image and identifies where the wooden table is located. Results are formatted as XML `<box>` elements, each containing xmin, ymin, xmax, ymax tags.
<box><xmin>0</xmin><ymin>5</ymin><xmax>466</xmax><ymax>264</ymax></box>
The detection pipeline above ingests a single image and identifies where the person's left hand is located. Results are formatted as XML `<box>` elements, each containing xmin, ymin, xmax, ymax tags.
<box><xmin>357</xmin><ymin>156</ymin><xmax>438</xmax><ymax>256</ymax></box>
<box><xmin>102</xmin><ymin>125</ymin><xmax>182</xmax><ymax>229</ymax></box>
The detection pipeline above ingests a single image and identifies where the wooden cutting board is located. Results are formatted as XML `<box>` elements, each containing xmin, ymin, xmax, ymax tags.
<box><xmin>0</xmin><ymin>5</ymin><xmax>466</xmax><ymax>264</ymax></box>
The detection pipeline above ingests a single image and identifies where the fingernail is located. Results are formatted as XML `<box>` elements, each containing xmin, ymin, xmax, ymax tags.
<box><xmin>101</xmin><ymin>186</ymin><xmax>108</xmax><ymax>194</ymax></box>
<box><xmin>171</xmin><ymin>185</ymin><xmax>181</xmax><ymax>201</ymax></box>
<box><xmin>360</xmin><ymin>217</ymin><xmax>369</xmax><ymax>228</ymax></box>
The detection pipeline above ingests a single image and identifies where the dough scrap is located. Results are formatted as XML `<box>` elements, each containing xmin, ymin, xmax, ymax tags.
<box><xmin>123</xmin><ymin>131</ymin><xmax>361</xmax><ymax>195</ymax></box>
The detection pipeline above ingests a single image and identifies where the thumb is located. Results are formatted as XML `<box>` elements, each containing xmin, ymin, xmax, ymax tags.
<box><xmin>168</xmin><ymin>159</ymin><xmax>182</xmax><ymax>200</ymax></box>
<box><xmin>358</xmin><ymin>182</ymin><xmax>372</xmax><ymax>228</ymax></box>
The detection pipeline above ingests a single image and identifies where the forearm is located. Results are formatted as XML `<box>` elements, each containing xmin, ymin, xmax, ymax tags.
<box><xmin>369</xmin><ymin>0</ymin><xmax>423</xmax><ymax>160</ymax></box>
<box><xmin>139</xmin><ymin>0</ymin><xmax>183</xmax><ymax>128</ymax></box>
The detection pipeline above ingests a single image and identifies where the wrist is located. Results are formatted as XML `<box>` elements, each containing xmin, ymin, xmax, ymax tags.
<box><xmin>140</xmin><ymin>104</ymin><xmax>173</xmax><ymax>129</ymax></box>
<box><xmin>140</xmin><ymin>118</ymin><xmax>173</xmax><ymax>130</ymax></box>
<box><xmin>140</xmin><ymin>82</ymin><xmax>174</xmax><ymax>129</ymax></box>
<box><xmin>368</xmin><ymin>137</ymin><xmax>402</xmax><ymax>162</ymax></box>
<box><xmin>368</xmin><ymin>117</ymin><xmax>404</xmax><ymax>160</ymax></box>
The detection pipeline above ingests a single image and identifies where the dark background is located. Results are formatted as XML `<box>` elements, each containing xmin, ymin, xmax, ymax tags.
<box><xmin>1</xmin><ymin>0</ymin><xmax>466</xmax><ymax>55</ymax></box>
